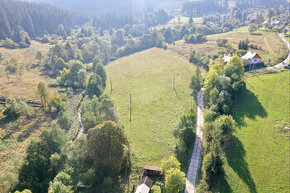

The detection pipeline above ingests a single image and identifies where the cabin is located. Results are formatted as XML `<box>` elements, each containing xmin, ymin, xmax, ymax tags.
<box><xmin>241</xmin><ymin>52</ymin><xmax>262</xmax><ymax>65</ymax></box>
<box><xmin>135</xmin><ymin>176</ymin><xmax>153</xmax><ymax>193</ymax></box>
<box><xmin>143</xmin><ymin>165</ymin><xmax>161</xmax><ymax>176</ymax></box>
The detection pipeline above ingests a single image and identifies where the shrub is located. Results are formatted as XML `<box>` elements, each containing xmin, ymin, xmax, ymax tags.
<box><xmin>3</xmin><ymin>98</ymin><xmax>32</xmax><ymax>119</ymax></box>
<box><xmin>48</xmin><ymin>95</ymin><xmax>65</xmax><ymax>114</ymax></box>
<box><xmin>216</xmin><ymin>39</ymin><xmax>228</xmax><ymax>48</ymax></box>
<box><xmin>57</xmin><ymin>111</ymin><xmax>71</xmax><ymax>130</ymax></box>
<box><xmin>161</xmin><ymin>155</ymin><xmax>181</xmax><ymax>175</ymax></box>
<box><xmin>165</xmin><ymin>168</ymin><xmax>186</xmax><ymax>193</ymax></box>
<box><xmin>0</xmin><ymin>38</ymin><xmax>19</xmax><ymax>49</ymax></box>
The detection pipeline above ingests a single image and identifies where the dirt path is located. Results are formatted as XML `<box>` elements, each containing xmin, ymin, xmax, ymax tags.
<box><xmin>184</xmin><ymin>90</ymin><xmax>204</xmax><ymax>193</ymax></box>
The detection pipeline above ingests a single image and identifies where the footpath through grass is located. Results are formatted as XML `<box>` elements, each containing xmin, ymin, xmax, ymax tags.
<box><xmin>217</xmin><ymin>71</ymin><xmax>290</xmax><ymax>193</ymax></box>
<box><xmin>105</xmin><ymin>48</ymin><xmax>196</xmax><ymax>168</ymax></box>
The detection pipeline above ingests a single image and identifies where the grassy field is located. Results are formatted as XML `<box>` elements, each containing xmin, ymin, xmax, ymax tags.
<box><xmin>168</xmin><ymin>27</ymin><xmax>287</xmax><ymax>66</ymax></box>
<box><xmin>216</xmin><ymin>71</ymin><xmax>290</xmax><ymax>193</ymax></box>
<box><xmin>105</xmin><ymin>48</ymin><xmax>197</xmax><ymax>168</ymax></box>
<box><xmin>168</xmin><ymin>16</ymin><xmax>203</xmax><ymax>25</ymax></box>
<box><xmin>0</xmin><ymin>41</ymin><xmax>52</xmax><ymax>101</ymax></box>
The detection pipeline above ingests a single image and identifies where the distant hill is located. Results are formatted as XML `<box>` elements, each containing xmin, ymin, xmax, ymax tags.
<box><xmin>0</xmin><ymin>0</ymin><xmax>89</xmax><ymax>40</ymax></box>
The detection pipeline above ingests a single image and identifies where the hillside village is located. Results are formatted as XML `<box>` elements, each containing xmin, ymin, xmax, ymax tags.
<box><xmin>0</xmin><ymin>0</ymin><xmax>289</xmax><ymax>193</ymax></box>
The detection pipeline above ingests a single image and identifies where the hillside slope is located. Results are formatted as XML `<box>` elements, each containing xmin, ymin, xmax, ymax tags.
<box><xmin>105</xmin><ymin>48</ymin><xmax>195</xmax><ymax>167</ymax></box>
<box><xmin>217</xmin><ymin>71</ymin><xmax>290</xmax><ymax>193</ymax></box>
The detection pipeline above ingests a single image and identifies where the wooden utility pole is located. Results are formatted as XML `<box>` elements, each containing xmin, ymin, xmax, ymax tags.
<box><xmin>110</xmin><ymin>76</ymin><xmax>113</xmax><ymax>95</ymax></box>
<box><xmin>172</xmin><ymin>72</ymin><xmax>175</xmax><ymax>89</ymax></box>
<box><xmin>129</xmin><ymin>92</ymin><xmax>132</xmax><ymax>122</ymax></box>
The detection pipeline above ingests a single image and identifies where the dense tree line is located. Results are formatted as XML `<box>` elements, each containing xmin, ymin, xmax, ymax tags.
<box><xmin>196</xmin><ymin>56</ymin><xmax>245</xmax><ymax>192</ymax></box>
<box><xmin>182</xmin><ymin>0</ymin><xmax>228</xmax><ymax>17</ymax></box>
<box><xmin>0</xmin><ymin>0</ymin><xmax>89</xmax><ymax>42</ymax></box>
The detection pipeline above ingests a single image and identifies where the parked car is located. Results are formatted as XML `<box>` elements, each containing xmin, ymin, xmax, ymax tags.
<box><xmin>284</xmin><ymin>65</ymin><xmax>290</xmax><ymax>69</ymax></box>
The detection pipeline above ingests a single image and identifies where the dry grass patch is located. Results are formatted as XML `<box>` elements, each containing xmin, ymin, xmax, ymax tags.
<box><xmin>0</xmin><ymin>41</ymin><xmax>52</xmax><ymax>101</ymax></box>
<box><xmin>168</xmin><ymin>28</ymin><xmax>287</xmax><ymax>65</ymax></box>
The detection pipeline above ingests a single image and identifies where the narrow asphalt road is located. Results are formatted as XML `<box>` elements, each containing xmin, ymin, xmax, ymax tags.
<box><xmin>184</xmin><ymin>90</ymin><xmax>204</xmax><ymax>193</ymax></box>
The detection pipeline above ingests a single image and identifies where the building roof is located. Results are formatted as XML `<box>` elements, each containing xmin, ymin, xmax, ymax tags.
<box><xmin>241</xmin><ymin>52</ymin><xmax>261</xmax><ymax>60</ymax></box>
<box><xmin>135</xmin><ymin>184</ymin><xmax>150</xmax><ymax>193</ymax></box>
<box><xmin>139</xmin><ymin>176</ymin><xmax>153</xmax><ymax>188</ymax></box>
<box><xmin>222</xmin><ymin>55</ymin><xmax>232</xmax><ymax>63</ymax></box>
<box><xmin>135</xmin><ymin>176</ymin><xmax>153</xmax><ymax>193</ymax></box>
<box><xmin>144</xmin><ymin>165</ymin><xmax>161</xmax><ymax>172</ymax></box>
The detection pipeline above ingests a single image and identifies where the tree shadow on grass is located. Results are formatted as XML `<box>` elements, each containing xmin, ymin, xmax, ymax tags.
<box><xmin>232</xmin><ymin>86</ymin><xmax>267</xmax><ymax>127</ymax></box>
<box><xmin>225</xmin><ymin>136</ymin><xmax>257</xmax><ymax>193</ymax></box>
<box><xmin>215</xmin><ymin>173</ymin><xmax>233</xmax><ymax>193</ymax></box>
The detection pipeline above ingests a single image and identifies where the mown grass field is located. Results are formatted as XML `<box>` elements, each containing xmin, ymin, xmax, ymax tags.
<box><xmin>168</xmin><ymin>27</ymin><xmax>287</xmax><ymax>66</ymax></box>
<box><xmin>105</xmin><ymin>48</ymin><xmax>197</xmax><ymax>168</ymax></box>
<box><xmin>216</xmin><ymin>71</ymin><xmax>290</xmax><ymax>193</ymax></box>
<box><xmin>0</xmin><ymin>41</ymin><xmax>52</xmax><ymax>101</ymax></box>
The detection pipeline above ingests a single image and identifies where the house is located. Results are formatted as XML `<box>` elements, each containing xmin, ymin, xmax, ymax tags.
<box><xmin>241</xmin><ymin>51</ymin><xmax>262</xmax><ymax>65</ymax></box>
<box><xmin>222</xmin><ymin>55</ymin><xmax>232</xmax><ymax>64</ymax></box>
<box><xmin>143</xmin><ymin>165</ymin><xmax>161</xmax><ymax>176</ymax></box>
<box><xmin>271</xmin><ymin>19</ymin><xmax>282</xmax><ymax>26</ymax></box>
<box><xmin>135</xmin><ymin>176</ymin><xmax>153</xmax><ymax>193</ymax></box>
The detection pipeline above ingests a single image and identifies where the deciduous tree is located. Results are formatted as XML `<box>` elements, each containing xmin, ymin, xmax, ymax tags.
<box><xmin>165</xmin><ymin>168</ymin><xmax>186</xmax><ymax>193</ymax></box>
<box><xmin>161</xmin><ymin>155</ymin><xmax>181</xmax><ymax>175</ymax></box>
<box><xmin>87</xmin><ymin>121</ymin><xmax>127</xmax><ymax>176</ymax></box>
<box><xmin>36</xmin><ymin>82</ymin><xmax>49</xmax><ymax>109</ymax></box>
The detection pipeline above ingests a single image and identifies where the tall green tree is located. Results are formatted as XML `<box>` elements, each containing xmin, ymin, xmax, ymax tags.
<box><xmin>87</xmin><ymin>121</ymin><xmax>127</xmax><ymax>177</ymax></box>
<box><xmin>36</xmin><ymin>82</ymin><xmax>49</xmax><ymax>109</ymax></box>
<box><xmin>189</xmin><ymin>16</ymin><xmax>193</xmax><ymax>24</ymax></box>
<box><xmin>35</xmin><ymin>51</ymin><xmax>43</xmax><ymax>65</ymax></box>
<box><xmin>18</xmin><ymin>124</ymin><xmax>67</xmax><ymax>193</ymax></box>
<box><xmin>190</xmin><ymin>66</ymin><xmax>203</xmax><ymax>97</ymax></box>
<box><xmin>87</xmin><ymin>74</ymin><xmax>104</xmax><ymax>98</ymax></box>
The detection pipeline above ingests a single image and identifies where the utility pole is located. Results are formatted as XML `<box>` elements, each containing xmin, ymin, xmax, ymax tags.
<box><xmin>129</xmin><ymin>92</ymin><xmax>132</xmax><ymax>122</ymax></box>
<box><xmin>110</xmin><ymin>76</ymin><xmax>113</xmax><ymax>95</ymax></box>
<box><xmin>172</xmin><ymin>72</ymin><xmax>175</xmax><ymax>89</ymax></box>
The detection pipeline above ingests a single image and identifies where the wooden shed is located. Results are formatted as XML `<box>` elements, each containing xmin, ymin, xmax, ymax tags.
<box><xmin>143</xmin><ymin>165</ymin><xmax>161</xmax><ymax>176</ymax></box>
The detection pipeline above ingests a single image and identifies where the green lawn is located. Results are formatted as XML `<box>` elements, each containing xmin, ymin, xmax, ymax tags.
<box><xmin>217</xmin><ymin>71</ymin><xmax>290</xmax><ymax>193</ymax></box>
<box><xmin>105</xmin><ymin>48</ymin><xmax>197</xmax><ymax>167</ymax></box>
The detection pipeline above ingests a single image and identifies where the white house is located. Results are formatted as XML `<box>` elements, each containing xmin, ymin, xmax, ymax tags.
<box><xmin>241</xmin><ymin>51</ymin><xmax>262</xmax><ymax>65</ymax></box>
<box><xmin>135</xmin><ymin>176</ymin><xmax>153</xmax><ymax>193</ymax></box>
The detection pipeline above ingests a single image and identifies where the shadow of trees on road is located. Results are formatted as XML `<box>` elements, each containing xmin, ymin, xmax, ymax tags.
<box><xmin>232</xmin><ymin>86</ymin><xmax>267</xmax><ymax>127</ymax></box>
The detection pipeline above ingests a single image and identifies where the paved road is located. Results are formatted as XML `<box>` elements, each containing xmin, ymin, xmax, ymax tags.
<box><xmin>252</xmin><ymin>33</ymin><xmax>290</xmax><ymax>72</ymax></box>
<box><xmin>184</xmin><ymin>90</ymin><xmax>204</xmax><ymax>193</ymax></box>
